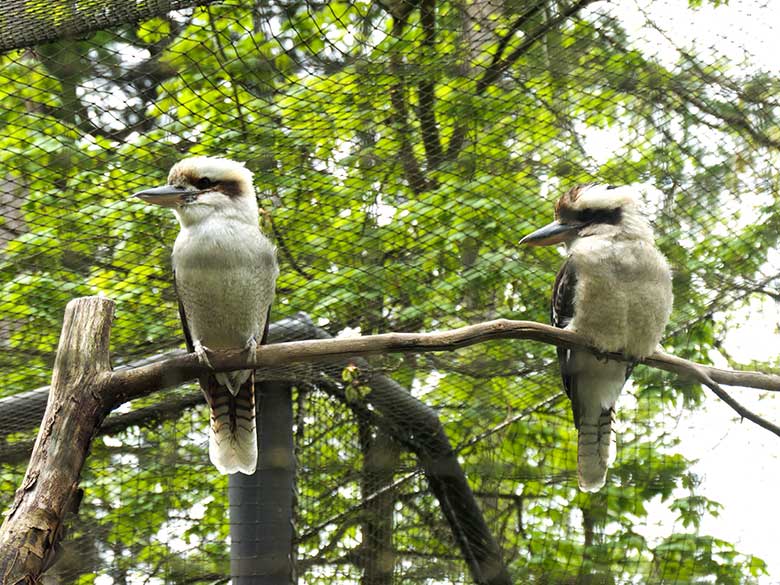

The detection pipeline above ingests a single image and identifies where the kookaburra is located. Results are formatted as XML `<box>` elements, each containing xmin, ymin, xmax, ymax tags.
<box><xmin>135</xmin><ymin>156</ymin><xmax>278</xmax><ymax>475</ymax></box>
<box><xmin>521</xmin><ymin>184</ymin><xmax>673</xmax><ymax>492</ymax></box>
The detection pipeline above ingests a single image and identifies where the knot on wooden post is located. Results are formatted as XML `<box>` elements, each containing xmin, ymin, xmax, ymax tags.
<box><xmin>0</xmin><ymin>296</ymin><xmax>115</xmax><ymax>585</ymax></box>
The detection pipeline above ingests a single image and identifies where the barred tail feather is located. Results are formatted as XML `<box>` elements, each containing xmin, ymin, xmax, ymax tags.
<box><xmin>577</xmin><ymin>408</ymin><xmax>614</xmax><ymax>492</ymax></box>
<box><xmin>201</xmin><ymin>372</ymin><xmax>257</xmax><ymax>475</ymax></box>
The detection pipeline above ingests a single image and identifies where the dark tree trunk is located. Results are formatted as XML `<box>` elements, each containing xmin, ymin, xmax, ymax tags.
<box><xmin>358</xmin><ymin>423</ymin><xmax>400</xmax><ymax>585</ymax></box>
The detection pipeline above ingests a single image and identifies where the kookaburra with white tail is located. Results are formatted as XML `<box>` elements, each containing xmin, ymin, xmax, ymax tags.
<box><xmin>135</xmin><ymin>157</ymin><xmax>278</xmax><ymax>475</ymax></box>
<box><xmin>521</xmin><ymin>184</ymin><xmax>673</xmax><ymax>491</ymax></box>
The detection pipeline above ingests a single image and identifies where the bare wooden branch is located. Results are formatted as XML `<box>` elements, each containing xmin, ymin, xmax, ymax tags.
<box><xmin>0</xmin><ymin>297</ymin><xmax>115</xmax><ymax>583</ymax></box>
<box><xmin>643</xmin><ymin>352</ymin><xmax>780</xmax><ymax>437</ymax></box>
<box><xmin>112</xmin><ymin>318</ymin><xmax>780</xmax><ymax>393</ymax></box>
<box><xmin>106</xmin><ymin>319</ymin><xmax>780</xmax><ymax>439</ymax></box>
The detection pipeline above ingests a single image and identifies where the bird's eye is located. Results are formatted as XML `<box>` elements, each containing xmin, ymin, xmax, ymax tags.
<box><xmin>194</xmin><ymin>177</ymin><xmax>215</xmax><ymax>190</ymax></box>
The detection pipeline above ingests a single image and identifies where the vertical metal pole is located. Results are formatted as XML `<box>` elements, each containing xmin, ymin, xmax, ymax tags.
<box><xmin>229</xmin><ymin>381</ymin><xmax>295</xmax><ymax>585</ymax></box>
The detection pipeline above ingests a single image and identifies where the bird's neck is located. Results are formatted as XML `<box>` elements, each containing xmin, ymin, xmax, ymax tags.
<box><xmin>174</xmin><ymin>194</ymin><xmax>259</xmax><ymax>230</ymax></box>
<box><xmin>173</xmin><ymin>209</ymin><xmax>264</xmax><ymax>267</ymax></box>
<box><xmin>180</xmin><ymin>213</ymin><xmax>261</xmax><ymax>248</ymax></box>
<box><xmin>618</xmin><ymin>207</ymin><xmax>655</xmax><ymax>241</ymax></box>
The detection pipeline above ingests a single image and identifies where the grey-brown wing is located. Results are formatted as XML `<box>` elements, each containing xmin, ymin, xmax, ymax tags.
<box><xmin>551</xmin><ymin>259</ymin><xmax>580</xmax><ymax>425</ymax></box>
<box><xmin>173</xmin><ymin>271</ymin><xmax>194</xmax><ymax>354</ymax></box>
<box><xmin>259</xmin><ymin>306</ymin><xmax>272</xmax><ymax>346</ymax></box>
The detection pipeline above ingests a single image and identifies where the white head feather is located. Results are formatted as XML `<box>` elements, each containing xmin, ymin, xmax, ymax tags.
<box><xmin>567</xmin><ymin>184</ymin><xmax>638</xmax><ymax>211</ymax></box>
<box><xmin>167</xmin><ymin>156</ymin><xmax>258</xmax><ymax>228</ymax></box>
<box><xmin>560</xmin><ymin>184</ymin><xmax>653</xmax><ymax>242</ymax></box>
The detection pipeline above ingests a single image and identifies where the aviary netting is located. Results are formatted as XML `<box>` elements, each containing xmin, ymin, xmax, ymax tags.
<box><xmin>0</xmin><ymin>0</ymin><xmax>778</xmax><ymax>583</ymax></box>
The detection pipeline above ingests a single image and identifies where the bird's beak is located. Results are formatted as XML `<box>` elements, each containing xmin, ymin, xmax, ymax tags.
<box><xmin>519</xmin><ymin>220</ymin><xmax>583</xmax><ymax>246</ymax></box>
<box><xmin>134</xmin><ymin>185</ymin><xmax>196</xmax><ymax>208</ymax></box>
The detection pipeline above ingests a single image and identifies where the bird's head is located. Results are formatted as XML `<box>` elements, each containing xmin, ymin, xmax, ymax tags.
<box><xmin>520</xmin><ymin>184</ymin><xmax>650</xmax><ymax>247</ymax></box>
<box><xmin>134</xmin><ymin>156</ymin><xmax>258</xmax><ymax>228</ymax></box>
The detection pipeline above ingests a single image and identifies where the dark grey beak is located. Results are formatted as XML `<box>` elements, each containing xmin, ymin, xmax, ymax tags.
<box><xmin>519</xmin><ymin>220</ymin><xmax>583</xmax><ymax>246</ymax></box>
<box><xmin>134</xmin><ymin>185</ymin><xmax>196</xmax><ymax>208</ymax></box>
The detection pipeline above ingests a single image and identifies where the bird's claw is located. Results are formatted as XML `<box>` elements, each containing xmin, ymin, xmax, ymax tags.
<box><xmin>194</xmin><ymin>340</ymin><xmax>214</xmax><ymax>369</ymax></box>
<box><xmin>244</xmin><ymin>335</ymin><xmax>257</xmax><ymax>366</ymax></box>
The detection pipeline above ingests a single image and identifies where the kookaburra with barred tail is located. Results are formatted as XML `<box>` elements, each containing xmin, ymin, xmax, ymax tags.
<box><xmin>521</xmin><ymin>184</ymin><xmax>673</xmax><ymax>492</ymax></box>
<box><xmin>135</xmin><ymin>157</ymin><xmax>278</xmax><ymax>475</ymax></box>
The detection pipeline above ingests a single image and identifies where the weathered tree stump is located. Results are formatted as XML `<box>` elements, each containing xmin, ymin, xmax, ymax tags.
<box><xmin>0</xmin><ymin>297</ymin><xmax>115</xmax><ymax>584</ymax></box>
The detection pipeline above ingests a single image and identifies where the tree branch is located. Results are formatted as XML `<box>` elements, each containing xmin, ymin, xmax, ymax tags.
<box><xmin>107</xmin><ymin>319</ymin><xmax>780</xmax><ymax>437</ymax></box>
<box><xmin>477</xmin><ymin>0</ymin><xmax>599</xmax><ymax>94</ymax></box>
<box><xmin>111</xmin><ymin>318</ymin><xmax>779</xmax><ymax>388</ymax></box>
<box><xmin>206</xmin><ymin>6</ymin><xmax>249</xmax><ymax>140</ymax></box>
<box><xmin>261</xmin><ymin>205</ymin><xmax>314</xmax><ymax>281</ymax></box>
<box><xmin>0</xmin><ymin>391</ymin><xmax>204</xmax><ymax>465</ymax></box>
<box><xmin>642</xmin><ymin>352</ymin><xmax>780</xmax><ymax>436</ymax></box>
<box><xmin>4</xmin><ymin>316</ymin><xmax>777</xmax><ymax>443</ymax></box>
<box><xmin>447</xmin><ymin>0</ymin><xmax>599</xmax><ymax>161</ymax></box>
<box><xmin>415</xmin><ymin>0</ymin><xmax>444</xmax><ymax>170</ymax></box>
<box><xmin>487</xmin><ymin>1</ymin><xmax>547</xmax><ymax>69</ymax></box>
<box><xmin>388</xmin><ymin>8</ymin><xmax>430</xmax><ymax>193</ymax></box>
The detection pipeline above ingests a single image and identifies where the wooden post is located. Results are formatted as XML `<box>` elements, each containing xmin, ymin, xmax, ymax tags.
<box><xmin>0</xmin><ymin>296</ymin><xmax>115</xmax><ymax>585</ymax></box>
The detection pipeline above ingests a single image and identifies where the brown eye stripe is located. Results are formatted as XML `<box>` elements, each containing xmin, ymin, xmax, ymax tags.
<box><xmin>219</xmin><ymin>180</ymin><xmax>241</xmax><ymax>197</ymax></box>
<box><xmin>194</xmin><ymin>177</ymin><xmax>214</xmax><ymax>190</ymax></box>
<box><xmin>166</xmin><ymin>167</ymin><xmax>243</xmax><ymax>197</ymax></box>
<box><xmin>558</xmin><ymin>207</ymin><xmax>622</xmax><ymax>226</ymax></box>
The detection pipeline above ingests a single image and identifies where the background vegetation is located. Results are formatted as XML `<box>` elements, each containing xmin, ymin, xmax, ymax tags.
<box><xmin>0</xmin><ymin>0</ymin><xmax>778</xmax><ymax>583</ymax></box>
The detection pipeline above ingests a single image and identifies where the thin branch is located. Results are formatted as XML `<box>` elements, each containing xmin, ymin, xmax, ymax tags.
<box><xmin>454</xmin><ymin>390</ymin><xmax>564</xmax><ymax>455</ymax></box>
<box><xmin>296</xmin><ymin>469</ymin><xmax>421</xmax><ymax>545</ymax></box>
<box><xmin>108</xmin><ymin>318</ymin><xmax>780</xmax><ymax>438</ymax></box>
<box><xmin>261</xmin><ymin>206</ymin><xmax>313</xmax><ymax>280</ymax></box>
<box><xmin>0</xmin><ymin>391</ymin><xmax>204</xmax><ymax>465</ymax></box>
<box><xmin>447</xmin><ymin>0</ymin><xmax>599</xmax><ymax>161</ymax></box>
<box><xmin>642</xmin><ymin>352</ymin><xmax>780</xmax><ymax>436</ymax></box>
<box><xmin>482</xmin><ymin>0</ymin><xmax>548</xmax><ymax>78</ymax></box>
<box><xmin>600</xmin><ymin>29</ymin><xmax>780</xmax><ymax>151</ymax></box>
<box><xmin>206</xmin><ymin>6</ymin><xmax>249</xmax><ymax>139</ymax></box>
<box><xmin>477</xmin><ymin>0</ymin><xmax>599</xmax><ymax>93</ymax></box>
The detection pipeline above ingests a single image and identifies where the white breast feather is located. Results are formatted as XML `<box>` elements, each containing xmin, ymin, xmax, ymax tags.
<box><xmin>172</xmin><ymin>218</ymin><xmax>278</xmax><ymax>349</ymax></box>
<box><xmin>568</xmin><ymin>237</ymin><xmax>672</xmax><ymax>358</ymax></box>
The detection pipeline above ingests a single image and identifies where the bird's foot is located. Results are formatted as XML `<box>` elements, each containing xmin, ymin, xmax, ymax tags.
<box><xmin>243</xmin><ymin>335</ymin><xmax>257</xmax><ymax>367</ymax></box>
<box><xmin>194</xmin><ymin>340</ymin><xmax>214</xmax><ymax>370</ymax></box>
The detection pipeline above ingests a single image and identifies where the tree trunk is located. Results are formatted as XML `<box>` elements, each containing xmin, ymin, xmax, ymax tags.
<box><xmin>359</xmin><ymin>423</ymin><xmax>400</xmax><ymax>585</ymax></box>
<box><xmin>0</xmin><ymin>297</ymin><xmax>114</xmax><ymax>585</ymax></box>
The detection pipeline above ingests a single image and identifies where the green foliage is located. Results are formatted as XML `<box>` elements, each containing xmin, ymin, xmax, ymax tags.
<box><xmin>0</xmin><ymin>0</ymin><xmax>776</xmax><ymax>583</ymax></box>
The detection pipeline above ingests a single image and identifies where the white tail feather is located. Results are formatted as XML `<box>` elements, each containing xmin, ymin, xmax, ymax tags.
<box><xmin>209</xmin><ymin>419</ymin><xmax>257</xmax><ymax>475</ymax></box>
<box><xmin>215</xmin><ymin>370</ymin><xmax>251</xmax><ymax>396</ymax></box>
<box><xmin>577</xmin><ymin>409</ymin><xmax>614</xmax><ymax>492</ymax></box>
<box><xmin>203</xmin><ymin>373</ymin><xmax>257</xmax><ymax>475</ymax></box>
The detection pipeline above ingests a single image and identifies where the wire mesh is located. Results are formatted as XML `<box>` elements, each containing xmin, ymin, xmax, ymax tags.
<box><xmin>1</xmin><ymin>0</ymin><xmax>778</xmax><ymax>583</ymax></box>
